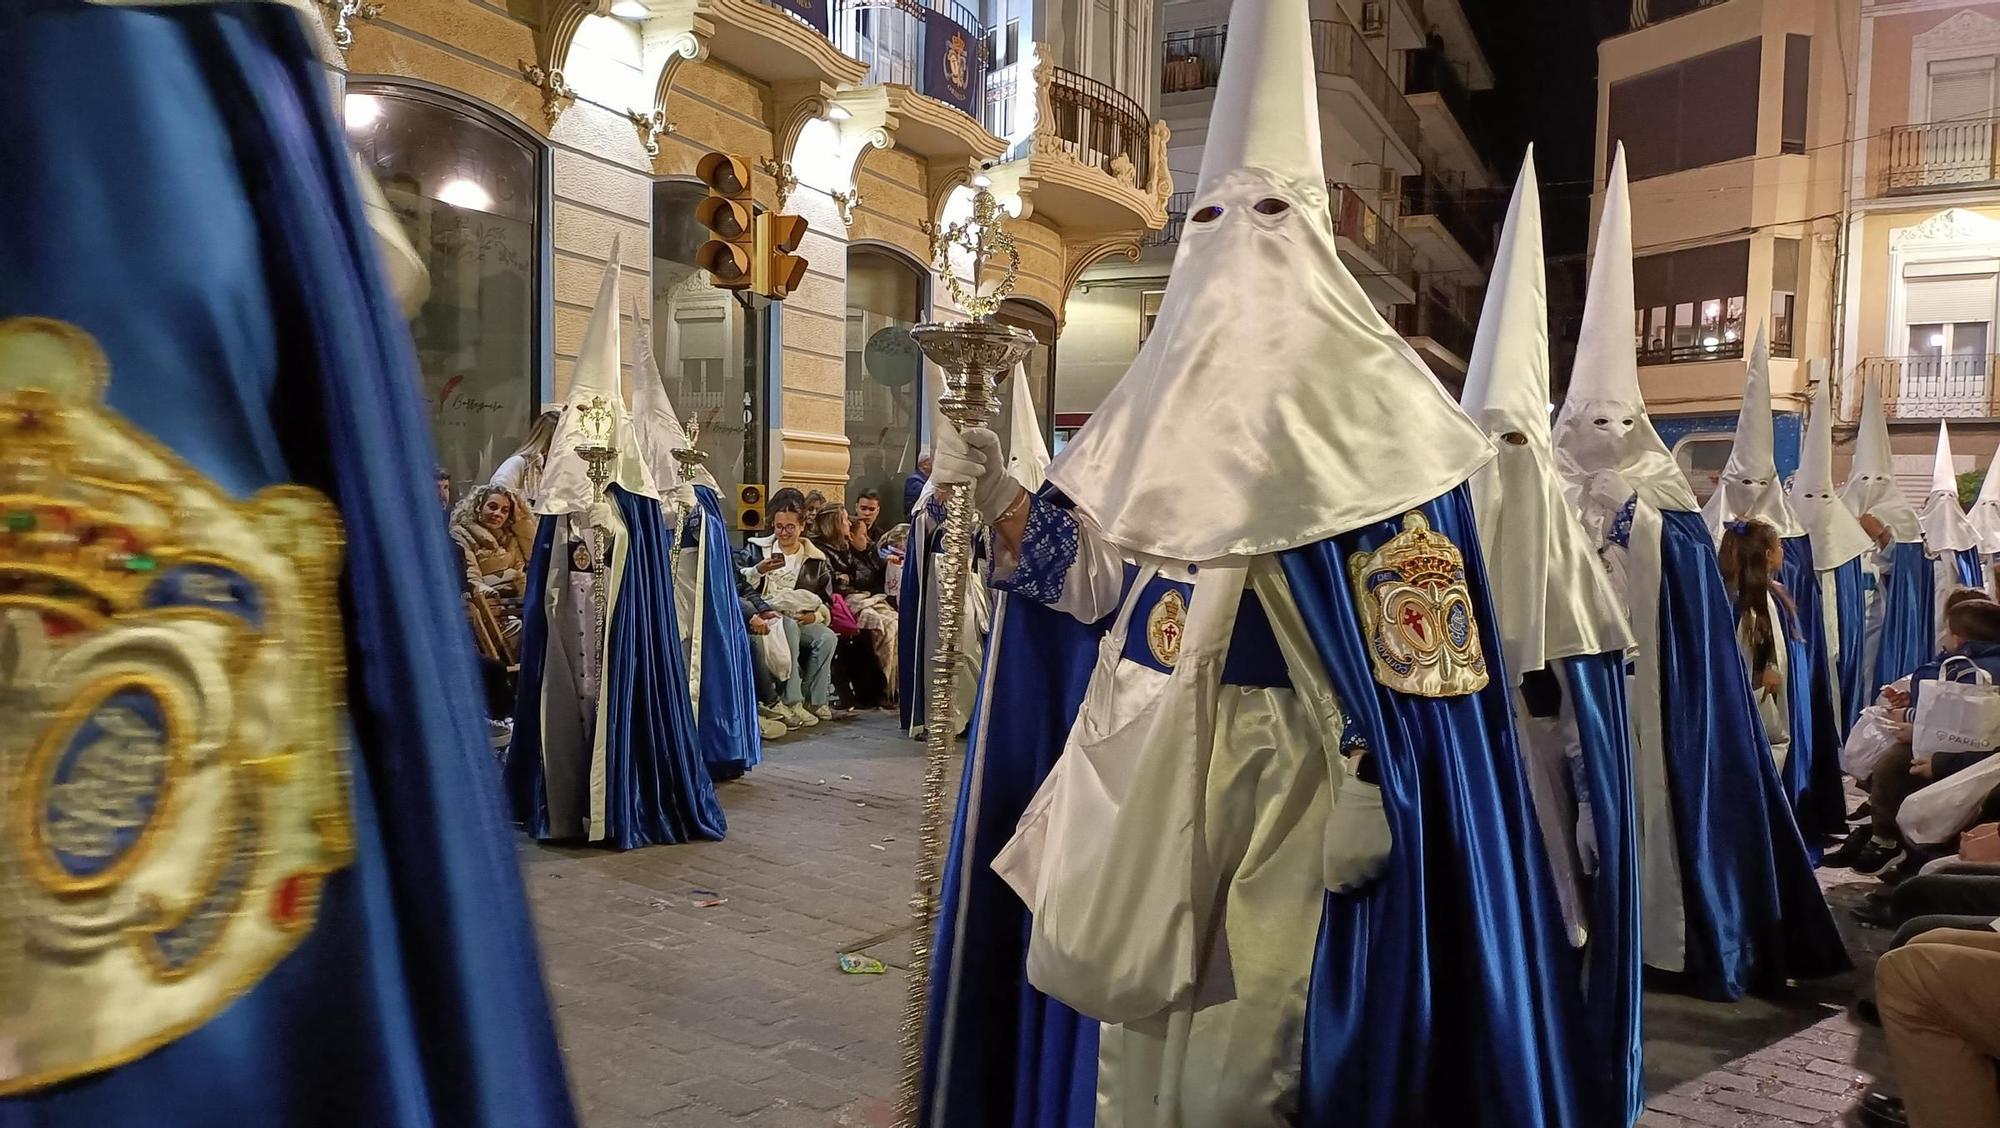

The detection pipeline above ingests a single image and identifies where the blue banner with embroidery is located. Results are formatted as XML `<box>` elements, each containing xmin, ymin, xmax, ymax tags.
<box><xmin>0</xmin><ymin>317</ymin><xmax>352</xmax><ymax>1095</ymax></box>
<box><xmin>1347</xmin><ymin>511</ymin><xmax>1489</xmax><ymax>697</ymax></box>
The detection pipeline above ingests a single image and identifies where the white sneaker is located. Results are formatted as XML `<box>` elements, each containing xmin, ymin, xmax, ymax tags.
<box><xmin>812</xmin><ymin>704</ymin><xmax>834</xmax><ymax>721</ymax></box>
<box><xmin>785</xmin><ymin>703</ymin><xmax>820</xmax><ymax>728</ymax></box>
<box><xmin>758</xmin><ymin>716</ymin><xmax>788</xmax><ymax>740</ymax></box>
<box><xmin>757</xmin><ymin>703</ymin><xmax>787</xmax><ymax>723</ymax></box>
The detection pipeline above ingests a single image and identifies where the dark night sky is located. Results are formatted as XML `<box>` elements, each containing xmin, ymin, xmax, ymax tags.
<box><xmin>1459</xmin><ymin>0</ymin><xmax>1622</xmax><ymax>257</ymax></box>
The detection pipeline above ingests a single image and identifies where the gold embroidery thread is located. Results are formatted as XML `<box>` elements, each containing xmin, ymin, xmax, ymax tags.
<box><xmin>1347</xmin><ymin>511</ymin><xmax>1489</xmax><ymax>698</ymax></box>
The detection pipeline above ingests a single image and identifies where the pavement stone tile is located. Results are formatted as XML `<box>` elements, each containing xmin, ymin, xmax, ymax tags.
<box><xmin>525</xmin><ymin>715</ymin><xmax>1897</xmax><ymax>1127</ymax></box>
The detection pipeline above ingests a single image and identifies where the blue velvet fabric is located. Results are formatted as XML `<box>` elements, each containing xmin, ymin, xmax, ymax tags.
<box><xmin>1831</xmin><ymin>556</ymin><xmax>1868</xmax><ymax>736</ymax></box>
<box><xmin>896</xmin><ymin>506</ymin><xmax>934</xmax><ymax>734</ymax></box>
<box><xmin>1655</xmin><ymin>512</ymin><xmax>1849</xmax><ymax>1001</ymax></box>
<box><xmin>0</xmin><ymin>4</ymin><xmax>574</xmax><ymax>1122</ymax></box>
<box><xmin>1875</xmin><ymin>541</ymin><xmax>1937</xmax><ymax>694</ymax></box>
<box><xmin>1282</xmin><ymin>489</ymin><xmax>1597</xmax><ymax>1128</ymax></box>
<box><xmin>920</xmin><ymin>591</ymin><xmax>1102</xmax><ymax>1127</ymax></box>
<box><xmin>1557</xmin><ymin>653</ymin><xmax>1645</xmax><ymax>1128</ymax></box>
<box><xmin>1954</xmin><ymin>546</ymin><xmax>1985</xmax><ymax>590</ymax></box>
<box><xmin>689</xmin><ymin>484</ymin><xmax>760</xmax><ymax>780</ymax></box>
<box><xmin>1780</xmin><ymin>537</ymin><xmax>1845</xmax><ymax>844</ymax></box>
<box><xmin>506</xmin><ymin>493</ymin><xmax>727</xmax><ymax>849</ymax></box>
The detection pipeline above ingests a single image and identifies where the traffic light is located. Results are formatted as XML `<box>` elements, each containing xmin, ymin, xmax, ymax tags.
<box><xmin>736</xmin><ymin>483</ymin><xmax>766</xmax><ymax>531</ymax></box>
<box><xmin>757</xmin><ymin>213</ymin><xmax>809</xmax><ymax>301</ymax></box>
<box><xmin>695</xmin><ymin>152</ymin><xmax>754</xmax><ymax>291</ymax></box>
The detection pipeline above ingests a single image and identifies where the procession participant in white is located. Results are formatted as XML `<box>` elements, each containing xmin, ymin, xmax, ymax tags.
<box><xmin>503</xmin><ymin>240</ymin><xmax>725</xmax><ymax>848</ymax></box>
<box><xmin>1845</xmin><ymin>376</ymin><xmax>1937</xmax><ymax>694</ymax></box>
<box><xmin>1554</xmin><ymin>146</ymin><xmax>1846</xmax><ymax>1002</ymax></box>
<box><xmin>1460</xmin><ymin>149</ymin><xmax>1645</xmax><ymax>1128</ymax></box>
<box><xmin>1789</xmin><ymin>377</ymin><xmax>1876</xmax><ymax>735</ymax></box>
<box><xmin>1967</xmin><ymin>439</ymin><xmax>2000</xmax><ymax>599</ymax></box>
<box><xmin>922</xmin><ymin>0</ymin><xmax>1601</xmax><ymax>1121</ymax></box>
<box><xmin>1922</xmin><ymin>420</ymin><xmax>1987</xmax><ymax>617</ymax></box>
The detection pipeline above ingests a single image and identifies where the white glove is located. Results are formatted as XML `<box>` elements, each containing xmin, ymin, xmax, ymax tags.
<box><xmin>1324</xmin><ymin>769</ymin><xmax>1392</xmax><ymax>893</ymax></box>
<box><xmin>934</xmin><ymin>424</ymin><xmax>1021</xmax><ymax>523</ymax></box>
<box><xmin>1585</xmin><ymin>470</ymin><xmax>1635</xmax><ymax>516</ymax></box>
<box><xmin>1575</xmin><ymin>800</ymin><xmax>1599</xmax><ymax>877</ymax></box>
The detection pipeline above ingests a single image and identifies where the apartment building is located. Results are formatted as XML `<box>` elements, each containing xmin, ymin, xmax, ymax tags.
<box><xmin>1054</xmin><ymin>0</ymin><xmax>1500</xmax><ymax>436</ymax></box>
<box><xmin>329</xmin><ymin>0</ymin><xmax>1169</xmax><ymax>527</ymax></box>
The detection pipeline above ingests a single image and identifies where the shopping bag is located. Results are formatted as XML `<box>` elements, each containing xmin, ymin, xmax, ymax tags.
<box><xmin>759</xmin><ymin>626</ymin><xmax>793</xmax><ymax>682</ymax></box>
<box><xmin>1913</xmin><ymin>657</ymin><xmax>2000</xmax><ymax>764</ymax></box>
<box><xmin>1899</xmin><ymin>752</ymin><xmax>2000</xmax><ymax>846</ymax></box>
<box><xmin>1841</xmin><ymin>704</ymin><xmax>1904</xmax><ymax>779</ymax></box>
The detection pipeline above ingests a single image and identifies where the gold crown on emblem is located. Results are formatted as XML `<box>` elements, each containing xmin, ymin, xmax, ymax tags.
<box><xmin>1365</xmin><ymin>512</ymin><xmax>1461</xmax><ymax>588</ymax></box>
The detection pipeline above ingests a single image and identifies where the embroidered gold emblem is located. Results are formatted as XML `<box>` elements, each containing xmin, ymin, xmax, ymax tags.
<box><xmin>1146</xmin><ymin>588</ymin><xmax>1186</xmax><ymax>667</ymax></box>
<box><xmin>0</xmin><ymin>318</ymin><xmax>352</xmax><ymax>1094</ymax></box>
<box><xmin>1347</xmin><ymin>511</ymin><xmax>1488</xmax><ymax>698</ymax></box>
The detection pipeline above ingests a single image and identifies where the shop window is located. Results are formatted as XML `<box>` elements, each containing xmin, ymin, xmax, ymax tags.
<box><xmin>847</xmin><ymin>247</ymin><xmax>928</xmax><ymax>524</ymax></box>
<box><xmin>1904</xmin><ymin>267</ymin><xmax>1997</xmax><ymax>380</ymax></box>
<box><xmin>346</xmin><ymin>84</ymin><xmax>545</xmax><ymax>497</ymax></box>
<box><xmin>653</xmin><ymin>179</ymin><xmax>771</xmax><ymax>515</ymax></box>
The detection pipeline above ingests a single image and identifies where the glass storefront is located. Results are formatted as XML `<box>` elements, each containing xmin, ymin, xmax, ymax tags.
<box><xmin>653</xmin><ymin>180</ymin><xmax>769</xmax><ymax>519</ymax></box>
<box><xmin>345</xmin><ymin>84</ymin><xmax>544</xmax><ymax>496</ymax></box>
<box><xmin>846</xmin><ymin>248</ymin><xmax>928</xmax><ymax>524</ymax></box>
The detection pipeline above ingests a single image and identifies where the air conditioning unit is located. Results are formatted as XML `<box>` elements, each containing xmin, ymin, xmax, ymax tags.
<box><xmin>1359</xmin><ymin>1</ymin><xmax>1386</xmax><ymax>36</ymax></box>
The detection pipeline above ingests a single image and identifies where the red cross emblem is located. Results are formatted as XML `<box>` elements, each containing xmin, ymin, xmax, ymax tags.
<box><xmin>1400</xmin><ymin>605</ymin><xmax>1428</xmax><ymax>641</ymax></box>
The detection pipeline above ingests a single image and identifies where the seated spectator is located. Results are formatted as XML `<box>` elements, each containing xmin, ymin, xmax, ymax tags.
<box><xmin>1831</xmin><ymin>592</ymin><xmax>2000</xmax><ymax>874</ymax></box>
<box><xmin>739</xmin><ymin>588</ymin><xmax>804</xmax><ymax>740</ymax></box>
<box><xmin>450</xmin><ymin>484</ymin><xmax>537</xmax><ymax>635</ymax></box>
<box><xmin>880</xmin><ymin>523</ymin><xmax>910</xmax><ymax>605</ymax></box>
<box><xmin>737</xmin><ymin>500</ymin><xmax>835</xmax><ymax>724</ymax></box>
<box><xmin>1858</xmin><ymin>925</ymin><xmax>2000</xmax><ymax>1127</ymax></box>
<box><xmin>812</xmin><ymin>507</ymin><xmax>897</xmax><ymax>710</ymax></box>
<box><xmin>852</xmin><ymin>488</ymin><xmax>884</xmax><ymax>547</ymax></box>
<box><xmin>803</xmin><ymin>489</ymin><xmax>828</xmax><ymax>524</ymax></box>
<box><xmin>904</xmin><ymin>453</ymin><xmax>932</xmax><ymax>514</ymax></box>
<box><xmin>437</xmin><ymin>467</ymin><xmax>453</xmax><ymax>513</ymax></box>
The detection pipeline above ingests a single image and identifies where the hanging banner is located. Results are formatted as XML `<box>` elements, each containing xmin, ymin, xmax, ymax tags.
<box><xmin>922</xmin><ymin>8</ymin><xmax>982</xmax><ymax>118</ymax></box>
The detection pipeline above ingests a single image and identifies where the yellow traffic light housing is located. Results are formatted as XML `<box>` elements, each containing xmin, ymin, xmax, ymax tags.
<box><xmin>696</xmin><ymin>152</ymin><xmax>755</xmax><ymax>291</ymax></box>
<box><xmin>760</xmin><ymin>213</ymin><xmax>810</xmax><ymax>300</ymax></box>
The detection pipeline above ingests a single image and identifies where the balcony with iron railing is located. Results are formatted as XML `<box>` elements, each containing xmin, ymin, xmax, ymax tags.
<box><xmin>1639</xmin><ymin>338</ymin><xmax>1746</xmax><ymax>366</ymax></box>
<box><xmin>1400</xmin><ymin>171</ymin><xmax>1490</xmax><ymax>266</ymax></box>
<box><xmin>1393</xmin><ymin>291</ymin><xmax>1476</xmax><ymax>373</ymax></box>
<box><xmin>1158</xmin><ymin>19</ymin><xmax>1418</xmax><ymax>158</ymax></box>
<box><xmin>1144</xmin><ymin>189</ymin><xmax>1193</xmax><ymax>248</ymax></box>
<box><xmin>990</xmin><ymin>64</ymin><xmax>1152</xmax><ymax>186</ymax></box>
<box><xmin>1882</xmin><ymin>118</ymin><xmax>2000</xmax><ymax>195</ymax></box>
<box><xmin>1626</xmin><ymin>0</ymin><xmax>1728</xmax><ymax>33</ymax></box>
<box><xmin>980</xmin><ymin>52</ymin><xmax>1171</xmax><ymax>235</ymax></box>
<box><xmin>1330</xmin><ymin>180</ymin><xmax>1418</xmax><ymax>297</ymax></box>
<box><xmin>1404</xmin><ymin>48</ymin><xmax>1475</xmax><ymax>133</ymax></box>
<box><xmin>1862</xmin><ymin>354</ymin><xmax>2000</xmax><ymax>419</ymax></box>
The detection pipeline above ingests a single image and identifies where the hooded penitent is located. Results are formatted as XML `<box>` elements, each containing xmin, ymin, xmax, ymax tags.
<box><xmin>1702</xmin><ymin>327</ymin><xmax>1803</xmax><ymax>539</ymax></box>
<box><xmin>1790</xmin><ymin>376</ymin><xmax>1875</xmax><ymax>734</ymax></box>
<box><xmin>1922</xmin><ymin>421</ymin><xmax>1981</xmax><ymax>555</ymax></box>
<box><xmin>1971</xmin><ymin>441</ymin><xmax>2000</xmax><ymax>559</ymax></box>
<box><xmin>1844</xmin><ymin>375</ymin><xmax>1941</xmax><ymax>691</ymax></box>
<box><xmin>1008</xmin><ymin>366</ymin><xmax>1051</xmax><ymax>492</ymax></box>
<box><xmin>505</xmin><ymin>240</ymin><xmax>725</xmax><ymax>848</ymax></box>
<box><xmin>1842</xmin><ymin>376</ymin><xmax>1922</xmax><ymax>542</ymax></box>
<box><xmin>1459</xmin><ymin>149</ymin><xmax>1644</xmax><ymax>1127</ymax></box>
<box><xmin>1041</xmin><ymin>0</ymin><xmax>1492</xmax><ymax>562</ymax></box>
<box><xmin>1554</xmin><ymin>144</ymin><xmax>1847</xmax><ymax>1004</ymax></box>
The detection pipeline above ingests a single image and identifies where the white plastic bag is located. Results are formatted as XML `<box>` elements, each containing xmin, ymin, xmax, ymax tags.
<box><xmin>1913</xmin><ymin>656</ymin><xmax>2000</xmax><ymax>765</ymax></box>
<box><xmin>759</xmin><ymin>626</ymin><xmax>793</xmax><ymax>682</ymax></box>
<box><xmin>1899</xmin><ymin>753</ymin><xmax>2000</xmax><ymax>846</ymax></box>
<box><xmin>1841</xmin><ymin>704</ymin><xmax>1904</xmax><ymax>779</ymax></box>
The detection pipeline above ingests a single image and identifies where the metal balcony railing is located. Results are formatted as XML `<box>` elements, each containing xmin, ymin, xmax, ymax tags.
<box><xmin>1638</xmin><ymin>338</ymin><xmax>1746</xmax><ymax>366</ymax></box>
<box><xmin>1310</xmin><ymin>18</ymin><xmax>1420</xmax><ymax>157</ymax></box>
<box><xmin>1401</xmin><ymin>172</ymin><xmax>1491</xmax><ymax>263</ymax></box>
<box><xmin>833</xmin><ymin>0</ymin><xmax>983</xmax><ymax>103</ymax></box>
<box><xmin>1863</xmin><ymin>354</ymin><xmax>2000</xmax><ymax>418</ymax></box>
<box><xmin>1404</xmin><ymin>47</ymin><xmax>1475</xmax><ymax>132</ymax></box>
<box><xmin>1156</xmin><ymin>19</ymin><xmax>1417</xmax><ymax>157</ymax></box>
<box><xmin>1629</xmin><ymin>0</ymin><xmax>1728</xmax><ymax>32</ymax></box>
<box><xmin>755</xmin><ymin>0</ymin><xmax>832</xmax><ymax>35</ymax></box>
<box><xmin>1042</xmin><ymin>65</ymin><xmax>1152</xmax><ymax>185</ymax></box>
<box><xmin>1161</xmin><ymin>26</ymin><xmax>1225</xmax><ymax>93</ymax></box>
<box><xmin>1394</xmin><ymin>292</ymin><xmax>1476</xmax><ymax>362</ymax></box>
<box><xmin>1329</xmin><ymin>181</ymin><xmax>1417</xmax><ymax>292</ymax></box>
<box><xmin>1144</xmin><ymin>190</ymin><xmax>1193</xmax><ymax>247</ymax></box>
<box><xmin>1883</xmin><ymin>119</ymin><xmax>2000</xmax><ymax>194</ymax></box>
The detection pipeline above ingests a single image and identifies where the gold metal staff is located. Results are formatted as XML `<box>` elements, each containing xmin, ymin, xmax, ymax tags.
<box><xmin>897</xmin><ymin>182</ymin><xmax>1033</xmax><ymax>1126</ymax></box>
<box><xmin>669</xmin><ymin>413</ymin><xmax>705</xmax><ymax>575</ymax></box>
<box><xmin>573</xmin><ymin>395</ymin><xmax>619</xmax><ymax>641</ymax></box>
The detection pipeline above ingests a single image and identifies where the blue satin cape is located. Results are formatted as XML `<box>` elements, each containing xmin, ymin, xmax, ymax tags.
<box><xmin>1779</xmin><ymin>537</ymin><xmax>1845</xmax><ymax>843</ymax></box>
<box><xmin>1954</xmin><ymin>546</ymin><xmax>1985</xmax><ymax>590</ymax></box>
<box><xmin>505</xmin><ymin>490</ymin><xmax>727</xmax><ymax>848</ymax></box>
<box><xmin>1656</xmin><ymin>512</ymin><xmax>1848</xmax><ymax>1001</ymax></box>
<box><xmin>920</xmin><ymin>591</ymin><xmax>1102</xmax><ymax>1127</ymax></box>
<box><xmin>1831</xmin><ymin>556</ymin><xmax>1868</xmax><ymax>735</ymax></box>
<box><xmin>1875</xmin><ymin>541</ymin><xmax>1937</xmax><ymax>693</ymax></box>
<box><xmin>0</xmin><ymin>4</ymin><xmax>574</xmax><ymax>1122</ymax></box>
<box><xmin>896</xmin><ymin>513</ymin><xmax>929</xmax><ymax>734</ymax></box>
<box><xmin>688</xmin><ymin>483</ymin><xmax>760</xmax><ymax>780</ymax></box>
<box><xmin>1285</xmin><ymin>489</ymin><xmax>1598</xmax><ymax>1128</ymax></box>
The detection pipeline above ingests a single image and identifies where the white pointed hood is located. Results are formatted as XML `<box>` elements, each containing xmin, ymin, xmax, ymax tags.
<box><xmin>1969</xmin><ymin>442</ymin><xmax>2000</xmax><ymax>555</ymax></box>
<box><xmin>1460</xmin><ymin>151</ymin><xmax>1633</xmax><ymax>675</ymax></box>
<box><xmin>1921</xmin><ymin>421</ymin><xmax>1980</xmax><ymax>553</ymax></box>
<box><xmin>536</xmin><ymin>238</ymin><xmax>658</xmax><ymax>514</ymax></box>
<box><xmin>1042</xmin><ymin>0</ymin><xmax>1491</xmax><ymax>561</ymax></box>
<box><xmin>1788</xmin><ymin>373</ymin><xmax>1874</xmax><ymax>569</ymax></box>
<box><xmin>631</xmin><ymin>300</ymin><xmax>691</xmax><ymax>498</ymax></box>
<box><xmin>1702</xmin><ymin>325</ymin><xmax>1803</xmax><ymax>539</ymax></box>
<box><xmin>1841</xmin><ymin>374</ymin><xmax>1921</xmax><ymax>542</ymax></box>
<box><xmin>1007</xmin><ymin>365</ymin><xmax>1051</xmax><ymax>492</ymax></box>
<box><xmin>1554</xmin><ymin>145</ymin><xmax>1698</xmax><ymax>513</ymax></box>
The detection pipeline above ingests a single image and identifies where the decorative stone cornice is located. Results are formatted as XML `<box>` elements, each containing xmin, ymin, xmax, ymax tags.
<box><xmin>315</xmin><ymin>0</ymin><xmax>382</xmax><ymax>54</ymax></box>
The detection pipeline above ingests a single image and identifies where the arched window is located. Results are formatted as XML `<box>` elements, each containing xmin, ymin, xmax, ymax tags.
<box><xmin>345</xmin><ymin>83</ymin><xmax>546</xmax><ymax>496</ymax></box>
<box><xmin>846</xmin><ymin>246</ymin><xmax>929</xmax><ymax>523</ymax></box>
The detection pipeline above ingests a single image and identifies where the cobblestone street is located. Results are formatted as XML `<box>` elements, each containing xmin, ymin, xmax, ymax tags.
<box><xmin>523</xmin><ymin>715</ymin><xmax>1895</xmax><ymax>1127</ymax></box>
